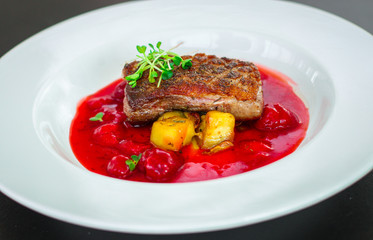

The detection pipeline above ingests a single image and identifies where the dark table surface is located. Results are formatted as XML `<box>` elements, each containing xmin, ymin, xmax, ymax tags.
<box><xmin>1</xmin><ymin>0</ymin><xmax>372</xmax><ymax>239</ymax></box>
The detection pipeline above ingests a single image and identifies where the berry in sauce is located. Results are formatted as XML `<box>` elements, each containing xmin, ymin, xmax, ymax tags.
<box><xmin>139</xmin><ymin>148</ymin><xmax>184</xmax><ymax>182</ymax></box>
<box><xmin>107</xmin><ymin>155</ymin><xmax>132</xmax><ymax>179</ymax></box>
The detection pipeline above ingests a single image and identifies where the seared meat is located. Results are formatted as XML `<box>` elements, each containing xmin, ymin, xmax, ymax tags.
<box><xmin>123</xmin><ymin>53</ymin><xmax>263</xmax><ymax>123</ymax></box>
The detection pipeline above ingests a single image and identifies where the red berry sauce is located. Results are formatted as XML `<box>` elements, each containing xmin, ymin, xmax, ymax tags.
<box><xmin>69</xmin><ymin>66</ymin><xmax>309</xmax><ymax>183</ymax></box>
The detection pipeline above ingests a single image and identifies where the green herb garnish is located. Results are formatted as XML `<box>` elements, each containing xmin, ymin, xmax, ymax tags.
<box><xmin>89</xmin><ymin>112</ymin><xmax>104</xmax><ymax>122</ymax></box>
<box><xmin>125</xmin><ymin>41</ymin><xmax>192</xmax><ymax>88</ymax></box>
<box><xmin>125</xmin><ymin>153</ymin><xmax>142</xmax><ymax>171</ymax></box>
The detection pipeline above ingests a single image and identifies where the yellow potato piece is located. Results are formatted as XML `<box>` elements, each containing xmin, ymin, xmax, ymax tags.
<box><xmin>200</xmin><ymin>111</ymin><xmax>235</xmax><ymax>149</ymax></box>
<box><xmin>151</xmin><ymin>116</ymin><xmax>195</xmax><ymax>151</ymax></box>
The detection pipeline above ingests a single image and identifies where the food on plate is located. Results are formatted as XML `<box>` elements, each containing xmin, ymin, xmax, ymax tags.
<box><xmin>123</xmin><ymin>52</ymin><xmax>263</xmax><ymax>123</ymax></box>
<box><xmin>69</xmin><ymin>42</ymin><xmax>309</xmax><ymax>183</ymax></box>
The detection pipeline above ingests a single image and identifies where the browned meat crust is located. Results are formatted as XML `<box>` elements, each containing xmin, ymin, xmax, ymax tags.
<box><xmin>123</xmin><ymin>53</ymin><xmax>263</xmax><ymax>123</ymax></box>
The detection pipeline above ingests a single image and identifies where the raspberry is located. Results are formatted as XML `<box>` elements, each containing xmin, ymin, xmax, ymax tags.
<box><xmin>220</xmin><ymin>162</ymin><xmax>250</xmax><ymax>178</ymax></box>
<box><xmin>92</xmin><ymin>123</ymin><xmax>121</xmax><ymax>146</ymax></box>
<box><xmin>107</xmin><ymin>155</ymin><xmax>131</xmax><ymax>179</ymax></box>
<box><xmin>101</xmin><ymin>107</ymin><xmax>125</xmax><ymax>124</ymax></box>
<box><xmin>139</xmin><ymin>148</ymin><xmax>184</xmax><ymax>182</ymax></box>
<box><xmin>255</xmin><ymin>104</ymin><xmax>300</xmax><ymax>131</ymax></box>
<box><xmin>112</xmin><ymin>81</ymin><xmax>127</xmax><ymax>101</ymax></box>
<box><xmin>86</xmin><ymin>96</ymin><xmax>115</xmax><ymax>110</ymax></box>
<box><xmin>116</xmin><ymin>139</ymin><xmax>151</xmax><ymax>156</ymax></box>
<box><xmin>174</xmin><ymin>162</ymin><xmax>219</xmax><ymax>182</ymax></box>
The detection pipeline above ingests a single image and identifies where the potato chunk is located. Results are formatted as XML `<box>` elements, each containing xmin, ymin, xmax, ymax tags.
<box><xmin>151</xmin><ymin>116</ymin><xmax>195</xmax><ymax>151</ymax></box>
<box><xmin>199</xmin><ymin>111</ymin><xmax>235</xmax><ymax>149</ymax></box>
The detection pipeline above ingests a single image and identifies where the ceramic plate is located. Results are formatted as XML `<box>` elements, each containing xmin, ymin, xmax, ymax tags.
<box><xmin>1</xmin><ymin>0</ymin><xmax>372</xmax><ymax>234</ymax></box>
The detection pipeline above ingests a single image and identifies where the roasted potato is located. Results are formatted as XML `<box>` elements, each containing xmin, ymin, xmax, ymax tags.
<box><xmin>198</xmin><ymin>111</ymin><xmax>235</xmax><ymax>149</ymax></box>
<box><xmin>151</xmin><ymin>114</ymin><xmax>195</xmax><ymax>151</ymax></box>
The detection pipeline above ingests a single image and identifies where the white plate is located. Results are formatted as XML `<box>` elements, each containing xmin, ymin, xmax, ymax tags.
<box><xmin>1</xmin><ymin>0</ymin><xmax>372</xmax><ymax>234</ymax></box>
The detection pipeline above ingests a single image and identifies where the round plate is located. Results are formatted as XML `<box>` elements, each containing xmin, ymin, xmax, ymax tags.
<box><xmin>1</xmin><ymin>0</ymin><xmax>372</xmax><ymax>234</ymax></box>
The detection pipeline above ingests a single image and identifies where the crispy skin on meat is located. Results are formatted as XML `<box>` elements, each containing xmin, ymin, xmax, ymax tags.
<box><xmin>123</xmin><ymin>53</ymin><xmax>263</xmax><ymax>123</ymax></box>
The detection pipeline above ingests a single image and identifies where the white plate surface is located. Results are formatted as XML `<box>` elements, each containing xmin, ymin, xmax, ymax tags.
<box><xmin>1</xmin><ymin>0</ymin><xmax>373</xmax><ymax>234</ymax></box>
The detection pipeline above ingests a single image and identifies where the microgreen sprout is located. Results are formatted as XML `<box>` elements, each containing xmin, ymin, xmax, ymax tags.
<box><xmin>125</xmin><ymin>41</ymin><xmax>192</xmax><ymax>88</ymax></box>
<box><xmin>89</xmin><ymin>112</ymin><xmax>104</xmax><ymax>122</ymax></box>
<box><xmin>125</xmin><ymin>153</ymin><xmax>142</xmax><ymax>171</ymax></box>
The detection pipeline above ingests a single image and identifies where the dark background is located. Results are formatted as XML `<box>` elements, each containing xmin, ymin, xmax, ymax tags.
<box><xmin>1</xmin><ymin>0</ymin><xmax>372</xmax><ymax>239</ymax></box>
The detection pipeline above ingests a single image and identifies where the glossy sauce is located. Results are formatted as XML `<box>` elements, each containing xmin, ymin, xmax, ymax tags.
<box><xmin>70</xmin><ymin>66</ymin><xmax>309</xmax><ymax>182</ymax></box>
